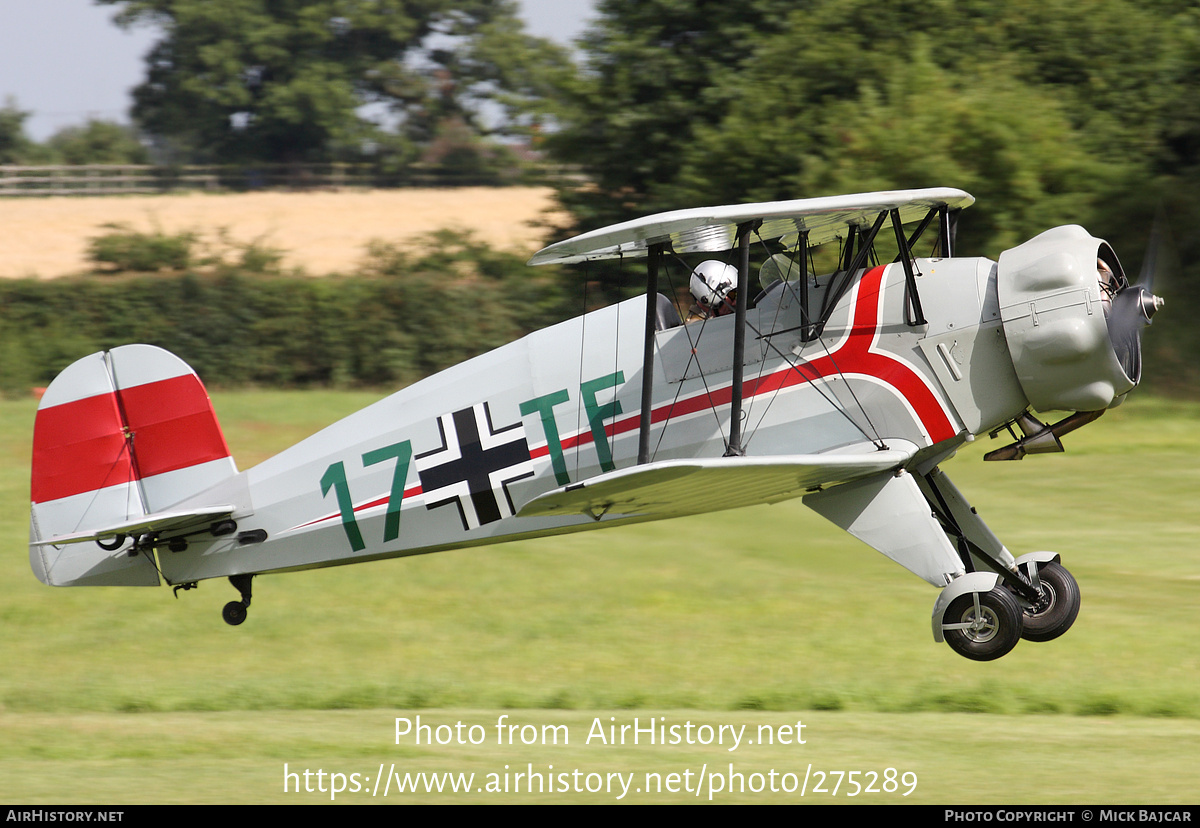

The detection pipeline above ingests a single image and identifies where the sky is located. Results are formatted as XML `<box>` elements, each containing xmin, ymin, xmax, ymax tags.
<box><xmin>0</xmin><ymin>0</ymin><xmax>596</xmax><ymax>141</ymax></box>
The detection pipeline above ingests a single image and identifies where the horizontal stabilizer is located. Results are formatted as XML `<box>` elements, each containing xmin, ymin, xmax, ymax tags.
<box><xmin>516</xmin><ymin>443</ymin><xmax>916</xmax><ymax>521</ymax></box>
<box><xmin>30</xmin><ymin>505</ymin><xmax>236</xmax><ymax>548</ymax></box>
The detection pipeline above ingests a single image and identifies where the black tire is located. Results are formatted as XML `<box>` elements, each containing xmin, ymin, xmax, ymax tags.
<box><xmin>1019</xmin><ymin>561</ymin><xmax>1080</xmax><ymax>642</ymax></box>
<box><xmin>943</xmin><ymin>587</ymin><xmax>1023</xmax><ymax>661</ymax></box>
<box><xmin>222</xmin><ymin>601</ymin><xmax>248</xmax><ymax>626</ymax></box>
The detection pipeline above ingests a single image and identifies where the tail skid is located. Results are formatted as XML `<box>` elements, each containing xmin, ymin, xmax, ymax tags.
<box><xmin>30</xmin><ymin>345</ymin><xmax>237</xmax><ymax>586</ymax></box>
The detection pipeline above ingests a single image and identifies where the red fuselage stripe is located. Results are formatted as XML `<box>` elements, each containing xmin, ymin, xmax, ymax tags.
<box><xmin>559</xmin><ymin>265</ymin><xmax>957</xmax><ymax>449</ymax></box>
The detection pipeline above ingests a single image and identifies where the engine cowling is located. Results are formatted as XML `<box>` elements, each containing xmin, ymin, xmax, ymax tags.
<box><xmin>997</xmin><ymin>225</ymin><xmax>1140</xmax><ymax>412</ymax></box>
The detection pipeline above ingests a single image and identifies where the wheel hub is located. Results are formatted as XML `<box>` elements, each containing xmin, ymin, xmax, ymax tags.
<box><xmin>960</xmin><ymin>604</ymin><xmax>1000</xmax><ymax>643</ymax></box>
<box><xmin>1022</xmin><ymin>563</ymin><xmax>1058</xmax><ymax>616</ymax></box>
<box><xmin>1030</xmin><ymin>582</ymin><xmax>1057</xmax><ymax>616</ymax></box>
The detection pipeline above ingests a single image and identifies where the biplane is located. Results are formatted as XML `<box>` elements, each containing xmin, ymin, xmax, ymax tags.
<box><xmin>29</xmin><ymin>188</ymin><xmax>1163</xmax><ymax>660</ymax></box>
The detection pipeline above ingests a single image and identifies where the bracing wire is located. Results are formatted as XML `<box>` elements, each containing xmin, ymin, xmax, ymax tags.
<box><xmin>650</xmin><ymin>244</ymin><xmax>884</xmax><ymax>459</ymax></box>
<box><xmin>663</xmin><ymin>250</ymin><xmax>737</xmax><ymax>447</ymax></box>
<box><xmin>736</xmin><ymin>230</ymin><xmax>886</xmax><ymax>451</ymax></box>
<box><xmin>70</xmin><ymin>439</ymin><xmax>137</xmax><ymax>536</ymax></box>
<box><xmin>740</xmin><ymin>230</ymin><xmax>802</xmax><ymax>433</ymax></box>
<box><xmin>630</xmin><ymin>224</ymin><xmax>898</xmax><ymax>463</ymax></box>
<box><xmin>742</xmin><ymin>312</ymin><xmax>886</xmax><ymax>452</ymax></box>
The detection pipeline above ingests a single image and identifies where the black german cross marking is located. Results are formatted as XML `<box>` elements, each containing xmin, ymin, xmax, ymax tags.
<box><xmin>416</xmin><ymin>402</ymin><xmax>533</xmax><ymax>531</ymax></box>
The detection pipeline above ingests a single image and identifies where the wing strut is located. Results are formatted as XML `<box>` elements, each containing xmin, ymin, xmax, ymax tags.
<box><xmin>638</xmin><ymin>243</ymin><xmax>666</xmax><ymax>465</ymax></box>
<box><xmin>940</xmin><ymin>206</ymin><xmax>961</xmax><ymax>257</ymax></box>
<box><xmin>890</xmin><ymin>208</ymin><xmax>927</xmax><ymax>326</ymax></box>
<box><xmin>796</xmin><ymin>230</ymin><xmax>813</xmax><ymax>342</ymax></box>
<box><xmin>726</xmin><ymin>221</ymin><xmax>758</xmax><ymax>457</ymax></box>
<box><xmin>818</xmin><ymin>211</ymin><xmax>887</xmax><ymax>336</ymax></box>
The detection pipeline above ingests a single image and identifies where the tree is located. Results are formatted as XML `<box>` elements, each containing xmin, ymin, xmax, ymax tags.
<box><xmin>99</xmin><ymin>0</ymin><xmax>568</xmax><ymax>164</ymax></box>
<box><xmin>544</xmin><ymin>0</ymin><xmax>1191</xmax><ymax>254</ymax></box>
<box><xmin>544</xmin><ymin>0</ymin><xmax>799</xmax><ymax>233</ymax></box>
<box><xmin>44</xmin><ymin>120</ymin><xmax>150</xmax><ymax>165</ymax></box>
<box><xmin>663</xmin><ymin>38</ymin><xmax>1108</xmax><ymax>259</ymax></box>
<box><xmin>0</xmin><ymin>98</ymin><xmax>50</xmax><ymax>164</ymax></box>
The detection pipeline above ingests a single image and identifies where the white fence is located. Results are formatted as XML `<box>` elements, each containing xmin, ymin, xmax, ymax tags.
<box><xmin>0</xmin><ymin>163</ymin><xmax>564</xmax><ymax>196</ymax></box>
<box><xmin>0</xmin><ymin>165</ymin><xmax>218</xmax><ymax>195</ymax></box>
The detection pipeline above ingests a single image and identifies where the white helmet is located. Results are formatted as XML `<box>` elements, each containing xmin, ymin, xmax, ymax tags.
<box><xmin>689</xmin><ymin>260</ymin><xmax>738</xmax><ymax>313</ymax></box>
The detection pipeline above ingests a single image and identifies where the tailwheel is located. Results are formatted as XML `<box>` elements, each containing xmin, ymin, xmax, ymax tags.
<box><xmin>1018</xmin><ymin>561</ymin><xmax>1080</xmax><ymax>642</ymax></box>
<box><xmin>942</xmin><ymin>587</ymin><xmax>1023</xmax><ymax>661</ymax></box>
<box><xmin>222</xmin><ymin>601</ymin><xmax>248</xmax><ymax>626</ymax></box>
<box><xmin>222</xmin><ymin>573</ymin><xmax>254</xmax><ymax>627</ymax></box>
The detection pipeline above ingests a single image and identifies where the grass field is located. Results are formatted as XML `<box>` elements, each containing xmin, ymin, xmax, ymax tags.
<box><xmin>2</xmin><ymin>391</ymin><xmax>1198</xmax><ymax>803</ymax></box>
<box><xmin>0</xmin><ymin>188</ymin><xmax>564</xmax><ymax>278</ymax></box>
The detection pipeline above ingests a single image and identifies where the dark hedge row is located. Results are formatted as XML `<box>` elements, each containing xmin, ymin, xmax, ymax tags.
<box><xmin>0</xmin><ymin>231</ymin><xmax>569</xmax><ymax>395</ymax></box>
<box><xmin>3</xmin><ymin>225</ymin><xmax>1186</xmax><ymax>399</ymax></box>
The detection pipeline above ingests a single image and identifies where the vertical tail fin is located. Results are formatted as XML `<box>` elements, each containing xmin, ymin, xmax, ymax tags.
<box><xmin>30</xmin><ymin>345</ymin><xmax>237</xmax><ymax>586</ymax></box>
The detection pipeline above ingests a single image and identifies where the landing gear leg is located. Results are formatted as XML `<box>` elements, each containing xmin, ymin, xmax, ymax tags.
<box><xmin>222</xmin><ymin>573</ymin><xmax>254</xmax><ymax>626</ymax></box>
<box><xmin>921</xmin><ymin>469</ymin><xmax>1083</xmax><ymax>654</ymax></box>
<box><xmin>918</xmin><ymin>468</ymin><xmax>1042</xmax><ymax>604</ymax></box>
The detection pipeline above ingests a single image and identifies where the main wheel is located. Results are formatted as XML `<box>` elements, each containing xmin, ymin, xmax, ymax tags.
<box><xmin>943</xmin><ymin>587</ymin><xmax>1023</xmax><ymax>661</ymax></box>
<box><xmin>222</xmin><ymin>601</ymin><xmax>248</xmax><ymax>626</ymax></box>
<box><xmin>1018</xmin><ymin>561</ymin><xmax>1080</xmax><ymax>642</ymax></box>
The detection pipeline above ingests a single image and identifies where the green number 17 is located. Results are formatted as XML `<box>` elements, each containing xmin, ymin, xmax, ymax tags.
<box><xmin>320</xmin><ymin>440</ymin><xmax>413</xmax><ymax>553</ymax></box>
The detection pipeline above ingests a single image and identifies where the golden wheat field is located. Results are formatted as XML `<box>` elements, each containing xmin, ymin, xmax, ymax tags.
<box><xmin>0</xmin><ymin>187</ymin><xmax>566</xmax><ymax>278</ymax></box>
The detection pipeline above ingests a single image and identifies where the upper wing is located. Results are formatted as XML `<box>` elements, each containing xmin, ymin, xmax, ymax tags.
<box><xmin>527</xmin><ymin>188</ymin><xmax>973</xmax><ymax>266</ymax></box>
<box><xmin>516</xmin><ymin>442</ymin><xmax>917</xmax><ymax>521</ymax></box>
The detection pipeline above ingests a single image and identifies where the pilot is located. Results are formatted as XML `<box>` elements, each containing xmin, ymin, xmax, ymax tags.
<box><xmin>688</xmin><ymin>260</ymin><xmax>739</xmax><ymax>320</ymax></box>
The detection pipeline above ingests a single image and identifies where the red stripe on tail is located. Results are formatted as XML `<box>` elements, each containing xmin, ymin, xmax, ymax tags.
<box><xmin>31</xmin><ymin>392</ymin><xmax>133</xmax><ymax>504</ymax></box>
<box><xmin>31</xmin><ymin>375</ymin><xmax>232</xmax><ymax>504</ymax></box>
<box><xmin>118</xmin><ymin>374</ymin><xmax>232</xmax><ymax>479</ymax></box>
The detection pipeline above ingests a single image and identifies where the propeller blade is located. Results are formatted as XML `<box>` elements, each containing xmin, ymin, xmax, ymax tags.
<box><xmin>1106</xmin><ymin>212</ymin><xmax>1169</xmax><ymax>383</ymax></box>
<box><xmin>1136</xmin><ymin>203</ymin><xmax>1176</xmax><ymax>291</ymax></box>
<box><xmin>1107</xmin><ymin>284</ymin><xmax>1164</xmax><ymax>383</ymax></box>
